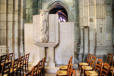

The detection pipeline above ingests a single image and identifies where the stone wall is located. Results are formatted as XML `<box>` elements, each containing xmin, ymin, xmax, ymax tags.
<box><xmin>112</xmin><ymin>1</ymin><xmax>114</xmax><ymax>45</ymax></box>
<box><xmin>0</xmin><ymin>0</ymin><xmax>25</xmax><ymax>58</ymax></box>
<box><xmin>25</xmin><ymin>0</ymin><xmax>42</xmax><ymax>22</ymax></box>
<box><xmin>78</xmin><ymin>0</ymin><xmax>113</xmax><ymax>62</ymax></box>
<box><xmin>25</xmin><ymin>0</ymin><xmax>77</xmax><ymax>22</ymax></box>
<box><xmin>25</xmin><ymin>0</ymin><xmax>114</xmax><ymax>63</ymax></box>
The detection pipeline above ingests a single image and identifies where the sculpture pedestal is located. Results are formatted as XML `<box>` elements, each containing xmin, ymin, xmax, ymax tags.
<box><xmin>35</xmin><ymin>42</ymin><xmax>58</xmax><ymax>73</ymax></box>
<box><xmin>47</xmin><ymin>47</ymin><xmax>55</xmax><ymax>67</ymax></box>
<box><xmin>45</xmin><ymin>66</ymin><xmax>58</xmax><ymax>73</ymax></box>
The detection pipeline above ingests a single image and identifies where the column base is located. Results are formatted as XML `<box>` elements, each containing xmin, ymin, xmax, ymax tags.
<box><xmin>45</xmin><ymin>66</ymin><xmax>59</xmax><ymax>73</ymax></box>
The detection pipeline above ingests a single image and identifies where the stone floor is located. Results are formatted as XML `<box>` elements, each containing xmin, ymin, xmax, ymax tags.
<box><xmin>0</xmin><ymin>70</ymin><xmax>81</xmax><ymax>76</ymax></box>
<box><xmin>45</xmin><ymin>69</ymin><xmax>80</xmax><ymax>76</ymax></box>
<box><xmin>45</xmin><ymin>73</ymin><xmax>56</xmax><ymax>76</ymax></box>
<box><xmin>47</xmin><ymin>70</ymin><xmax>82</xmax><ymax>76</ymax></box>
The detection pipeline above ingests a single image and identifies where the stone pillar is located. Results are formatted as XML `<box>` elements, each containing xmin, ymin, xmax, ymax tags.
<box><xmin>0</xmin><ymin>0</ymin><xmax>24</xmax><ymax>57</ymax></box>
<box><xmin>19</xmin><ymin>0</ymin><xmax>24</xmax><ymax>56</ymax></box>
<box><xmin>14</xmin><ymin>0</ymin><xmax>25</xmax><ymax>58</ymax></box>
<box><xmin>47</xmin><ymin>47</ymin><xmax>55</xmax><ymax>67</ymax></box>
<box><xmin>8</xmin><ymin>0</ymin><xmax>13</xmax><ymax>53</ymax></box>
<box><xmin>0</xmin><ymin>0</ymin><xmax>7</xmax><ymax>55</ymax></box>
<box><xmin>38</xmin><ymin>47</ymin><xmax>45</xmax><ymax>59</ymax></box>
<box><xmin>89</xmin><ymin>0</ymin><xmax>96</xmax><ymax>54</ymax></box>
<box><xmin>79</xmin><ymin>0</ymin><xmax>90</xmax><ymax>61</ymax></box>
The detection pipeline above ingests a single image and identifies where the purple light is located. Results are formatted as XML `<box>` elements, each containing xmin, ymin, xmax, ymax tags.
<box><xmin>56</xmin><ymin>11</ymin><xmax>67</xmax><ymax>22</ymax></box>
<box><xmin>59</xmin><ymin>16</ymin><xmax>66</xmax><ymax>22</ymax></box>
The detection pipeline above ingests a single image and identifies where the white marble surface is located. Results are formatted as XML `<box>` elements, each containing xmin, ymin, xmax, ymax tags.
<box><xmin>33</xmin><ymin>15</ymin><xmax>41</xmax><ymax>42</ymax></box>
<box><xmin>25</xmin><ymin>15</ymin><xmax>75</xmax><ymax>68</ymax></box>
<box><xmin>25</xmin><ymin>14</ymin><xmax>59</xmax><ymax>69</ymax></box>
<box><xmin>24</xmin><ymin>23</ymin><xmax>45</xmax><ymax>66</ymax></box>
<box><xmin>55</xmin><ymin>22</ymin><xmax>74</xmax><ymax>65</ymax></box>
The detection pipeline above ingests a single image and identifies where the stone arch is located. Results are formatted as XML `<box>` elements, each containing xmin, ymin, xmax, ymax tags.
<box><xmin>47</xmin><ymin>1</ymin><xmax>70</xmax><ymax>21</ymax></box>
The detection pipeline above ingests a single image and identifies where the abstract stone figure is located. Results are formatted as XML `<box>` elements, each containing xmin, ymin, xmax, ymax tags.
<box><xmin>40</xmin><ymin>10</ymin><xmax>49</xmax><ymax>43</ymax></box>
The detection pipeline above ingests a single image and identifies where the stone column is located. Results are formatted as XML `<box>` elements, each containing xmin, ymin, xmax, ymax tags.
<box><xmin>8</xmin><ymin>0</ymin><xmax>13</xmax><ymax>53</ymax></box>
<box><xmin>89</xmin><ymin>0</ymin><xmax>96</xmax><ymax>54</ymax></box>
<box><xmin>19</xmin><ymin>0</ymin><xmax>24</xmax><ymax>56</ymax></box>
<box><xmin>0</xmin><ymin>0</ymin><xmax>7</xmax><ymax>55</ymax></box>
<box><xmin>13</xmin><ymin>0</ymin><xmax>19</xmax><ymax>59</ymax></box>
<box><xmin>39</xmin><ymin>47</ymin><xmax>45</xmax><ymax>59</ymax></box>
<box><xmin>79</xmin><ymin>0</ymin><xmax>90</xmax><ymax>61</ymax></box>
<box><xmin>47</xmin><ymin>47</ymin><xmax>55</xmax><ymax>67</ymax></box>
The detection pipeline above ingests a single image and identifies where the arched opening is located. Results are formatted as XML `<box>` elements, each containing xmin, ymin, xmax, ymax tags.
<box><xmin>49</xmin><ymin>4</ymin><xmax>68</xmax><ymax>22</ymax></box>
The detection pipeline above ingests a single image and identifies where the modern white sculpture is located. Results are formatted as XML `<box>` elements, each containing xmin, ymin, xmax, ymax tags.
<box><xmin>40</xmin><ymin>10</ymin><xmax>49</xmax><ymax>43</ymax></box>
<box><xmin>24</xmin><ymin>9</ymin><xmax>75</xmax><ymax>73</ymax></box>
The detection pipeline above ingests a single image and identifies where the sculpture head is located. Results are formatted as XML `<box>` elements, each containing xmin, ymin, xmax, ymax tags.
<box><xmin>40</xmin><ymin>10</ymin><xmax>49</xmax><ymax>16</ymax></box>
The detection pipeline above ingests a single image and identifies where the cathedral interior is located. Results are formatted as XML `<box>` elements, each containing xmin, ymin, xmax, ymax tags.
<box><xmin>0</xmin><ymin>0</ymin><xmax>114</xmax><ymax>76</ymax></box>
